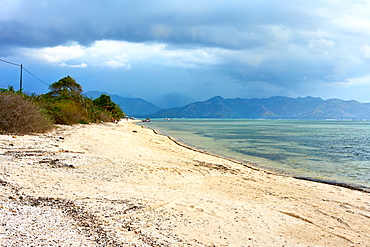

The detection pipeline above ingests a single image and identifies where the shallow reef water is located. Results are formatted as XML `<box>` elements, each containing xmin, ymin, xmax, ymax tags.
<box><xmin>140</xmin><ymin>119</ymin><xmax>370</xmax><ymax>191</ymax></box>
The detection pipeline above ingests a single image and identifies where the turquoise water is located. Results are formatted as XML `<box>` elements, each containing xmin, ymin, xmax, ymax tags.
<box><xmin>139</xmin><ymin>119</ymin><xmax>370</xmax><ymax>190</ymax></box>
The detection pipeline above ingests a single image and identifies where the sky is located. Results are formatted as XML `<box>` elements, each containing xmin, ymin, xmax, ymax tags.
<box><xmin>1</xmin><ymin>0</ymin><xmax>370</xmax><ymax>103</ymax></box>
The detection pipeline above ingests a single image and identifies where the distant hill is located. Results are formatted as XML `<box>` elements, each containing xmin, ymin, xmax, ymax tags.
<box><xmin>85</xmin><ymin>91</ymin><xmax>161</xmax><ymax>116</ymax></box>
<box><xmin>149</xmin><ymin>96</ymin><xmax>370</xmax><ymax>119</ymax></box>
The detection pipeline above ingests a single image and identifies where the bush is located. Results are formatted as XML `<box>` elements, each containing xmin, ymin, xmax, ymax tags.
<box><xmin>0</xmin><ymin>77</ymin><xmax>126</xmax><ymax>129</ymax></box>
<box><xmin>0</xmin><ymin>93</ymin><xmax>53</xmax><ymax>134</ymax></box>
<box><xmin>95</xmin><ymin>111</ymin><xmax>112</xmax><ymax>122</ymax></box>
<box><xmin>50</xmin><ymin>101</ymin><xmax>87</xmax><ymax>125</ymax></box>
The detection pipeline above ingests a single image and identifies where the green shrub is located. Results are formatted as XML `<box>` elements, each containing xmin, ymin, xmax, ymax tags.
<box><xmin>0</xmin><ymin>92</ymin><xmax>53</xmax><ymax>134</ymax></box>
<box><xmin>0</xmin><ymin>76</ymin><xmax>126</xmax><ymax>129</ymax></box>
<box><xmin>37</xmin><ymin>99</ymin><xmax>88</xmax><ymax>125</ymax></box>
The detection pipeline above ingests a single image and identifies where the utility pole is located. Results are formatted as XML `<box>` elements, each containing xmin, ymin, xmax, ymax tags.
<box><xmin>19</xmin><ymin>64</ymin><xmax>23</xmax><ymax>91</ymax></box>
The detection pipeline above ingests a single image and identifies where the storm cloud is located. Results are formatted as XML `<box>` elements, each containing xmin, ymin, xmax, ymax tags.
<box><xmin>1</xmin><ymin>0</ymin><xmax>370</xmax><ymax>102</ymax></box>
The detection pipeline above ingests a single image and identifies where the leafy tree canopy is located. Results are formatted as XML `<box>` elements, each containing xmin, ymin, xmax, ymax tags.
<box><xmin>93</xmin><ymin>94</ymin><xmax>113</xmax><ymax>108</ymax></box>
<box><xmin>93</xmin><ymin>94</ymin><xmax>125</xmax><ymax>120</ymax></box>
<box><xmin>48</xmin><ymin>76</ymin><xmax>82</xmax><ymax>99</ymax></box>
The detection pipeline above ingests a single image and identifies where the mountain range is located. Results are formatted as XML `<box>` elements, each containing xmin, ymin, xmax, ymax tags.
<box><xmin>149</xmin><ymin>96</ymin><xmax>370</xmax><ymax>119</ymax></box>
<box><xmin>86</xmin><ymin>91</ymin><xmax>370</xmax><ymax>119</ymax></box>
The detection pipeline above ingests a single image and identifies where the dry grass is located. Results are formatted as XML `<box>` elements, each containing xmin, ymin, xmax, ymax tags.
<box><xmin>0</xmin><ymin>93</ymin><xmax>54</xmax><ymax>134</ymax></box>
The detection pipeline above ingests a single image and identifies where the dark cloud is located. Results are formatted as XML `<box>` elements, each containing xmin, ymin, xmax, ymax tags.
<box><xmin>0</xmin><ymin>0</ymin><xmax>328</xmax><ymax>48</ymax></box>
<box><xmin>1</xmin><ymin>0</ymin><xmax>370</xmax><ymax>102</ymax></box>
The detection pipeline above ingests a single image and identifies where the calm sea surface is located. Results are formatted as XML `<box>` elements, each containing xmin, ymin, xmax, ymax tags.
<box><xmin>139</xmin><ymin>119</ymin><xmax>370</xmax><ymax>190</ymax></box>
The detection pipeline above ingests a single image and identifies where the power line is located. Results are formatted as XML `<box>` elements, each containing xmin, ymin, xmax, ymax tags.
<box><xmin>22</xmin><ymin>67</ymin><xmax>49</xmax><ymax>86</ymax></box>
<box><xmin>0</xmin><ymin>58</ymin><xmax>21</xmax><ymax>67</ymax></box>
<box><xmin>0</xmin><ymin>58</ymin><xmax>50</xmax><ymax>89</ymax></box>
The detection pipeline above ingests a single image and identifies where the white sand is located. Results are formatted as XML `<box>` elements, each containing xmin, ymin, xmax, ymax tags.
<box><xmin>1</xmin><ymin>121</ymin><xmax>369</xmax><ymax>246</ymax></box>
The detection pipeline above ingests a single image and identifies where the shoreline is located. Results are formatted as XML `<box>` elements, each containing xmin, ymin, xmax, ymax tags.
<box><xmin>1</xmin><ymin>121</ymin><xmax>370</xmax><ymax>246</ymax></box>
<box><xmin>141</xmin><ymin>123</ymin><xmax>370</xmax><ymax>194</ymax></box>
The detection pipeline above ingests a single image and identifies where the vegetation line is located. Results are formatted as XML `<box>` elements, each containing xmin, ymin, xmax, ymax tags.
<box><xmin>0</xmin><ymin>76</ymin><xmax>125</xmax><ymax>134</ymax></box>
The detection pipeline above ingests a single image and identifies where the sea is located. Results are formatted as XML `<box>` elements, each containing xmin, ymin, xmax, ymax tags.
<box><xmin>139</xmin><ymin>119</ymin><xmax>370</xmax><ymax>191</ymax></box>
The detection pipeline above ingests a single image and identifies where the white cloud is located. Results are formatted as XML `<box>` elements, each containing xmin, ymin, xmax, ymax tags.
<box><xmin>309</xmin><ymin>38</ymin><xmax>335</xmax><ymax>56</ymax></box>
<box><xmin>331</xmin><ymin>74</ymin><xmax>370</xmax><ymax>87</ymax></box>
<box><xmin>328</xmin><ymin>1</ymin><xmax>370</xmax><ymax>35</ymax></box>
<box><xmin>103</xmin><ymin>60</ymin><xmax>128</xmax><ymax>69</ymax></box>
<box><xmin>60</xmin><ymin>62</ymin><xmax>88</xmax><ymax>68</ymax></box>
<box><xmin>348</xmin><ymin>75</ymin><xmax>370</xmax><ymax>86</ymax></box>
<box><xmin>361</xmin><ymin>44</ymin><xmax>370</xmax><ymax>58</ymax></box>
<box><xmin>18</xmin><ymin>40</ymin><xmax>160</xmax><ymax>68</ymax></box>
<box><xmin>263</xmin><ymin>25</ymin><xmax>293</xmax><ymax>46</ymax></box>
<box><xmin>21</xmin><ymin>42</ymin><xmax>84</xmax><ymax>63</ymax></box>
<box><xmin>18</xmin><ymin>40</ymin><xmax>222</xmax><ymax>69</ymax></box>
<box><xmin>160</xmin><ymin>47</ymin><xmax>220</xmax><ymax>68</ymax></box>
<box><xmin>84</xmin><ymin>40</ymin><xmax>166</xmax><ymax>65</ymax></box>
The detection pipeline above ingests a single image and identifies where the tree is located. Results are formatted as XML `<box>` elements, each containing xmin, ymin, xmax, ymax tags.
<box><xmin>92</xmin><ymin>94</ymin><xmax>113</xmax><ymax>109</ymax></box>
<box><xmin>35</xmin><ymin>76</ymin><xmax>124</xmax><ymax>124</ymax></box>
<box><xmin>93</xmin><ymin>94</ymin><xmax>125</xmax><ymax>120</ymax></box>
<box><xmin>48</xmin><ymin>76</ymin><xmax>82</xmax><ymax>99</ymax></box>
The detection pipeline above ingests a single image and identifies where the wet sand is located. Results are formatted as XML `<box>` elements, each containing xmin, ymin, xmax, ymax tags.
<box><xmin>1</xmin><ymin>121</ymin><xmax>369</xmax><ymax>246</ymax></box>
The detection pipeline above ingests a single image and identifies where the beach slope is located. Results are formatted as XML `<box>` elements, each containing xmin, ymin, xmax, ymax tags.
<box><xmin>1</xmin><ymin>121</ymin><xmax>369</xmax><ymax>246</ymax></box>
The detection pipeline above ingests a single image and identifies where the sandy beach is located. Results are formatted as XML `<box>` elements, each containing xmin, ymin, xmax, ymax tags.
<box><xmin>1</xmin><ymin>121</ymin><xmax>369</xmax><ymax>246</ymax></box>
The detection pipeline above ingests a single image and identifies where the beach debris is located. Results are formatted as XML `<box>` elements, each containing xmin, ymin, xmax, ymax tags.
<box><xmin>38</xmin><ymin>158</ymin><xmax>75</xmax><ymax>168</ymax></box>
<box><xmin>0</xmin><ymin>181</ymin><xmax>126</xmax><ymax>246</ymax></box>
<box><xmin>193</xmin><ymin>160</ymin><xmax>238</xmax><ymax>174</ymax></box>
